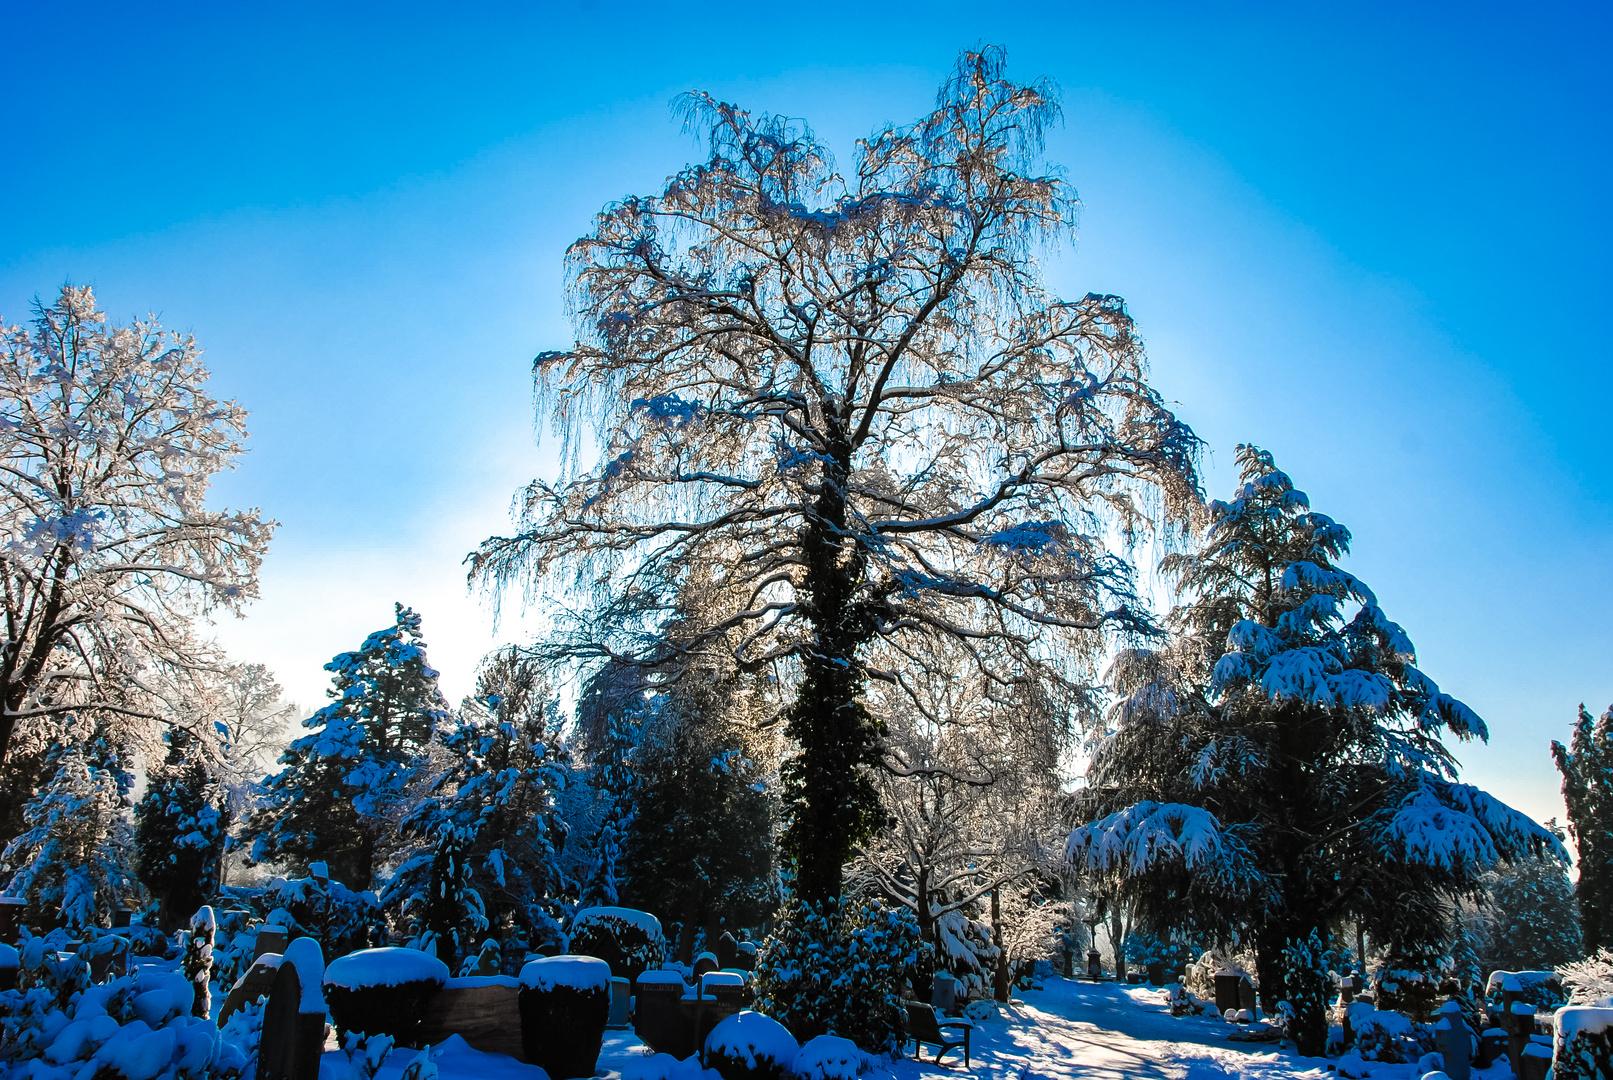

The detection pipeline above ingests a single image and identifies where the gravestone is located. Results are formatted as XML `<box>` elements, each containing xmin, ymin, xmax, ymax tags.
<box><xmin>255</xmin><ymin>962</ymin><xmax>325</xmax><ymax>1080</ymax></box>
<box><xmin>715</xmin><ymin>932</ymin><xmax>738</xmax><ymax>971</ymax></box>
<box><xmin>1238</xmin><ymin>978</ymin><xmax>1258</xmax><ymax>1016</ymax></box>
<box><xmin>931</xmin><ymin>972</ymin><xmax>959</xmax><ymax>1016</ymax></box>
<box><xmin>1215</xmin><ymin>974</ymin><xmax>1248</xmax><ymax>1017</ymax></box>
<box><xmin>1434</xmin><ymin>1002</ymin><xmax>1471</xmax><ymax>1080</ymax></box>
<box><xmin>221</xmin><ymin>957</ymin><xmax>284</xmax><ymax>1024</ymax></box>
<box><xmin>1086</xmin><ymin>950</ymin><xmax>1102</xmax><ymax>980</ymax></box>
<box><xmin>693</xmin><ymin>952</ymin><xmax>720</xmax><ymax>980</ymax></box>
<box><xmin>419</xmin><ymin>980</ymin><xmax>524</xmax><ymax>1060</ymax></box>
<box><xmin>608</xmin><ymin>976</ymin><xmax>631</xmax><ymax>1029</ymax></box>
<box><xmin>634</xmin><ymin>976</ymin><xmax>691</xmax><ymax>1058</ymax></box>
<box><xmin>255</xmin><ymin>927</ymin><xmax>288</xmax><ymax>961</ymax></box>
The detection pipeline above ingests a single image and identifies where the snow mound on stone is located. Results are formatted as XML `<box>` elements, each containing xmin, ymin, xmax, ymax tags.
<box><xmin>790</xmin><ymin>1035</ymin><xmax>869</xmax><ymax>1080</ymax></box>
<box><xmin>1559</xmin><ymin>1004</ymin><xmax>1613</xmax><ymax>1038</ymax></box>
<box><xmin>1336</xmin><ymin>1050</ymin><xmax>1371</xmax><ymax>1078</ymax></box>
<box><xmin>623</xmin><ymin>1051</ymin><xmax>722</xmax><ymax>1080</ymax></box>
<box><xmin>284</xmin><ymin>936</ymin><xmax>328</xmax><ymax>1012</ymax></box>
<box><xmin>520</xmin><ymin>954</ymin><xmax>611</xmax><ymax>991</ymax></box>
<box><xmin>705</xmin><ymin>1010</ymin><xmax>798</xmax><ymax>1069</ymax></box>
<box><xmin>572</xmin><ymin>906</ymin><xmax>664</xmax><ymax>939</ymax></box>
<box><xmin>325</xmin><ymin>945</ymin><xmax>449</xmax><ymax>992</ymax></box>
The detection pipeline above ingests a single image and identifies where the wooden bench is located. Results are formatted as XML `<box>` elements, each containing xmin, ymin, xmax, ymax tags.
<box><xmin>905</xmin><ymin>1000</ymin><xmax>972</xmax><ymax>1066</ymax></box>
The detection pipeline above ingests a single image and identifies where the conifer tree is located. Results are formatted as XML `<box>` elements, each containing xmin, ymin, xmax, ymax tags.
<box><xmin>1554</xmin><ymin>706</ymin><xmax>1613</xmax><ymax>951</ymax></box>
<box><xmin>251</xmin><ymin>604</ymin><xmax>447</xmax><ymax>888</ymax></box>
<box><xmin>1068</xmin><ymin>446</ymin><xmax>1563</xmax><ymax>1054</ymax></box>
<box><xmin>135</xmin><ymin>730</ymin><xmax>227</xmax><ymax>930</ymax></box>
<box><xmin>384</xmin><ymin>648</ymin><xmax>571</xmax><ymax>956</ymax></box>
<box><xmin>3</xmin><ymin>736</ymin><xmax>141</xmax><ymax>930</ymax></box>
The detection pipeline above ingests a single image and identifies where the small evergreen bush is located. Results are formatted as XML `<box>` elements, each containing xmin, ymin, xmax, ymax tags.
<box><xmin>753</xmin><ymin>896</ymin><xmax>919</xmax><ymax>1055</ymax></box>
<box><xmin>568</xmin><ymin>907</ymin><xmax>666</xmax><ymax>986</ymax></box>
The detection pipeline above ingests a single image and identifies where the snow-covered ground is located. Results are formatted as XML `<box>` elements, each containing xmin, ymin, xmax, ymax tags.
<box><xmin>319</xmin><ymin>977</ymin><xmax>1521</xmax><ymax>1080</ymax></box>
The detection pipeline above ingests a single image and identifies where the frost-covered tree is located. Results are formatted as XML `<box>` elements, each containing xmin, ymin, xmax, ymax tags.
<box><xmin>851</xmin><ymin>633</ymin><xmax>1068</xmax><ymax>956</ymax></box>
<box><xmin>252</xmin><ymin>604</ymin><xmax>446</xmax><ymax>888</ymax></box>
<box><xmin>3</xmin><ymin>735</ymin><xmax>140</xmax><ymax>930</ymax></box>
<box><xmin>0</xmin><ymin>286</ymin><xmax>272</xmax><ymax>792</ymax></box>
<box><xmin>1067</xmin><ymin>446</ymin><xmax>1563</xmax><ymax>1054</ymax></box>
<box><xmin>384</xmin><ymin>648</ymin><xmax>571</xmax><ymax>957</ymax></box>
<box><xmin>472</xmin><ymin>47</ymin><xmax>1200</xmax><ymax>904</ymax></box>
<box><xmin>1476</xmin><ymin>853</ymin><xmax>1580</xmax><ymax>973</ymax></box>
<box><xmin>1555</xmin><ymin>705</ymin><xmax>1613</xmax><ymax>952</ymax></box>
<box><xmin>135</xmin><ymin>729</ymin><xmax>227</xmax><ymax>930</ymax></box>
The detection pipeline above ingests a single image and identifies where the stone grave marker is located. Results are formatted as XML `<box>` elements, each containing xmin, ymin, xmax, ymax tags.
<box><xmin>255</xmin><ymin>961</ymin><xmax>325</xmax><ymax>1080</ymax></box>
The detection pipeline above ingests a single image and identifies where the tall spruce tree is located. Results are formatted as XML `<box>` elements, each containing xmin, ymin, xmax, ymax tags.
<box><xmin>1068</xmin><ymin>446</ymin><xmax>1563</xmax><ymax>1054</ymax></box>
<box><xmin>135</xmin><ymin>730</ymin><xmax>227</xmax><ymax>930</ymax></box>
<box><xmin>383</xmin><ymin>648</ymin><xmax>572</xmax><ymax>958</ymax></box>
<box><xmin>1554</xmin><ymin>705</ymin><xmax>1613</xmax><ymax>952</ymax></box>
<box><xmin>251</xmin><ymin>604</ymin><xmax>446</xmax><ymax>888</ymax></box>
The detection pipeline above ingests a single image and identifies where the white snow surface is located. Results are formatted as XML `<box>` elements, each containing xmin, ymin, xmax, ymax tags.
<box><xmin>573</xmin><ymin>906</ymin><xmax>664</xmax><ymax>939</ymax></box>
<box><xmin>340</xmin><ymin>975</ymin><xmax>1525</xmax><ymax>1080</ymax></box>
<box><xmin>324</xmin><ymin>945</ymin><xmax>449</xmax><ymax>992</ymax></box>
<box><xmin>704</xmin><ymin>1010</ymin><xmax>798</xmax><ymax>1067</ymax></box>
<box><xmin>1557</xmin><ymin>1004</ymin><xmax>1613</xmax><ymax>1038</ymax></box>
<box><xmin>283</xmin><ymin>936</ymin><xmax>329</xmax><ymax>1012</ymax></box>
<box><xmin>323</xmin><ymin>1033</ymin><xmax>550</xmax><ymax>1080</ymax></box>
<box><xmin>636</xmin><ymin>969</ymin><xmax>689</xmax><ymax>987</ymax></box>
<box><xmin>521</xmin><ymin>954</ymin><xmax>611</xmax><ymax>991</ymax></box>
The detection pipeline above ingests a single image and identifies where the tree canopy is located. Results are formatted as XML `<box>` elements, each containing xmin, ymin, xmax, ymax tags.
<box><xmin>474</xmin><ymin>47</ymin><xmax>1200</xmax><ymax>903</ymax></box>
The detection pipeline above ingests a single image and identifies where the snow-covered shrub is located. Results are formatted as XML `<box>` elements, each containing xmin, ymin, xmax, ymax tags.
<box><xmin>219</xmin><ymin>874</ymin><xmax>384</xmax><ymax>960</ymax></box>
<box><xmin>1554</xmin><ymin>1005</ymin><xmax>1613</xmax><ymax>1079</ymax></box>
<box><xmin>324</xmin><ymin>946</ymin><xmax>449</xmax><ymax>1047</ymax></box>
<box><xmin>1561</xmin><ymin>948</ymin><xmax>1613</xmax><ymax>1005</ymax></box>
<box><xmin>932</xmin><ymin>908</ymin><xmax>998</xmax><ymax>1002</ymax></box>
<box><xmin>0</xmin><ymin>939</ymin><xmax>223</xmax><ymax>1080</ymax></box>
<box><xmin>569</xmin><ymin>906</ymin><xmax>667</xmax><ymax>986</ymax></box>
<box><xmin>1351</xmin><ymin>1008</ymin><xmax>1421</xmax><ymax>1064</ymax></box>
<box><xmin>753</xmin><ymin>896</ymin><xmax>920</xmax><ymax>1054</ymax></box>
<box><xmin>1372</xmin><ymin>966</ymin><xmax>1439</xmax><ymax>1022</ymax></box>
<box><xmin>336</xmin><ymin>1030</ymin><xmax>397</xmax><ymax>1080</ymax></box>
<box><xmin>704</xmin><ymin>1009</ymin><xmax>800</xmax><ymax>1080</ymax></box>
<box><xmin>519</xmin><ymin>955</ymin><xmax>611</xmax><ymax>1080</ymax></box>
<box><xmin>790</xmin><ymin>1035</ymin><xmax>871</xmax><ymax>1080</ymax></box>
<box><xmin>623</xmin><ymin>1051</ymin><xmax>723</xmax><ymax>1080</ymax></box>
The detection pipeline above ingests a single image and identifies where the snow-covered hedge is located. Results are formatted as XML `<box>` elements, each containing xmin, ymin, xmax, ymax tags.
<box><xmin>1554</xmin><ymin>1005</ymin><xmax>1613</xmax><ymax>1079</ymax></box>
<box><xmin>1484</xmin><ymin>968</ymin><xmax>1566</xmax><ymax>1010</ymax></box>
<box><xmin>568</xmin><ymin>906</ymin><xmax>666</xmax><ymax>986</ymax></box>
<box><xmin>324</xmin><ymin>946</ymin><xmax>449</xmax><ymax>1047</ymax></box>
<box><xmin>518</xmin><ymin>955</ymin><xmax>610</xmax><ymax>1079</ymax></box>
<box><xmin>704</xmin><ymin>1009</ymin><xmax>799</xmax><ymax>1080</ymax></box>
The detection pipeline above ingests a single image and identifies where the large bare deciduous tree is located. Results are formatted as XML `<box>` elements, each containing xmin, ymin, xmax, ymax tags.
<box><xmin>0</xmin><ymin>286</ymin><xmax>272</xmax><ymax>796</ymax></box>
<box><xmin>474</xmin><ymin>49</ymin><xmax>1200</xmax><ymax>903</ymax></box>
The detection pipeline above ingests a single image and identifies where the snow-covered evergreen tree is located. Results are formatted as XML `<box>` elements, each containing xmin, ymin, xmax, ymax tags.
<box><xmin>251</xmin><ymin>604</ymin><xmax>446</xmax><ymax>888</ymax></box>
<box><xmin>383</xmin><ymin>648</ymin><xmax>571</xmax><ymax>959</ymax></box>
<box><xmin>135</xmin><ymin>729</ymin><xmax>227</xmax><ymax>930</ymax></box>
<box><xmin>577</xmin><ymin>668</ymin><xmax>646</xmax><ymax>908</ymax></box>
<box><xmin>3</xmin><ymin>735</ymin><xmax>141</xmax><ymax>930</ymax></box>
<box><xmin>1067</xmin><ymin>446</ymin><xmax>1564</xmax><ymax>1054</ymax></box>
<box><xmin>1555</xmin><ymin>705</ymin><xmax>1613</xmax><ymax>952</ymax></box>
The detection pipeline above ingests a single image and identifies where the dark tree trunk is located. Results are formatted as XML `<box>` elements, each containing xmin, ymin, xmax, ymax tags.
<box><xmin>780</xmin><ymin>427</ymin><xmax>882</xmax><ymax>906</ymax></box>
<box><xmin>992</xmin><ymin>887</ymin><xmax>1010</xmax><ymax>1003</ymax></box>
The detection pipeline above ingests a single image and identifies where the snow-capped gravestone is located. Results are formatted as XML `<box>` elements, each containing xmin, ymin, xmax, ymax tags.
<box><xmin>1553</xmin><ymin>1006</ymin><xmax>1613</xmax><ymax>1080</ymax></box>
<box><xmin>703</xmin><ymin>1010</ymin><xmax>799</xmax><ymax>1080</ymax></box>
<box><xmin>323</xmin><ymin>946</ymin><xmax>448</xmax><ymax>1048</ymax></box>
<box><xmin>636</xmin><ymin>969</ymin><xmax>694</xmax><ymax>1057</ymax></box>
<box><xmin>1433</xmin><ymin>1000</ymin><xmax>1471</xmax><ymax>1080</ymax></box>
<box><xmin>256</xmin><ymin>949</ymin><xmax>325</xmax><ymax>1080</ymax></box>
<box><xmin>519</xmin><ymin>955</ymin><xmax>611</xmax><ymax>1079</ymax></box>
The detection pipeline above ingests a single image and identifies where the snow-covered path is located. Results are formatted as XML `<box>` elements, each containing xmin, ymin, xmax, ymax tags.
<box><xmin>887</xmin><ymin>979</ymin><xmax>1328</xmax><ymax>1080</ymax></box>
<box><xmin>323</xmin><ymin>976</ymin><xmax>1518</xmax><ymax>1080</ymax></box>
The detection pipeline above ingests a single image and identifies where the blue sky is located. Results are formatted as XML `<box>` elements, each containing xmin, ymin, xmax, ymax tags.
<box><xmin>2</xmin><ymin>1</ymin><xmax>1608</xmax><ymax>829</ymax></box>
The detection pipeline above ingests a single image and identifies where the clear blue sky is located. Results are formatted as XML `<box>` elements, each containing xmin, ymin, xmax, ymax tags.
<box><xmin>2</xmin><ymin>1</ymin><xmax>1608</xmax><ymax>830</ymax></box>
